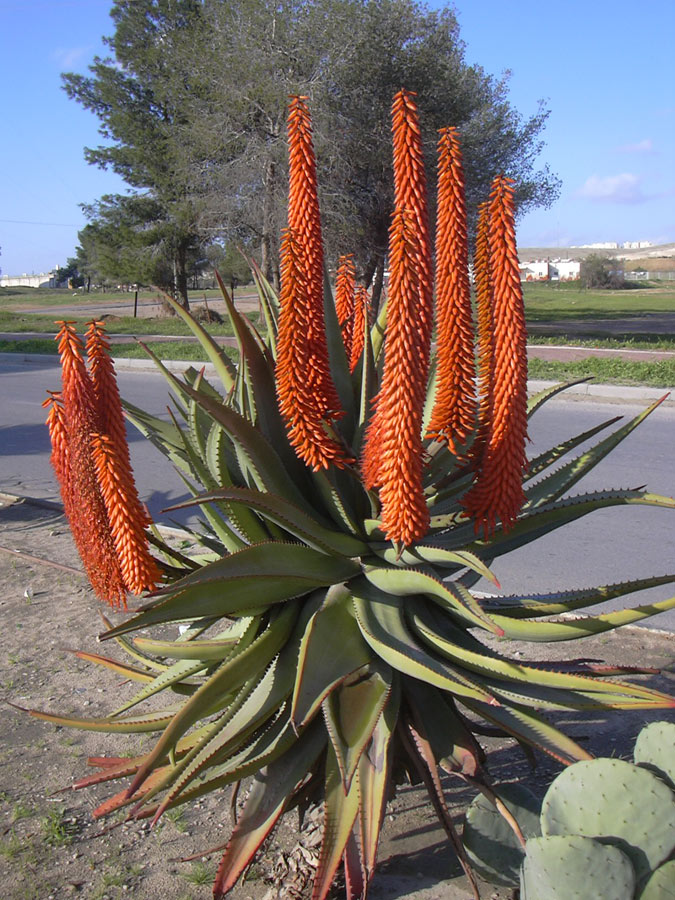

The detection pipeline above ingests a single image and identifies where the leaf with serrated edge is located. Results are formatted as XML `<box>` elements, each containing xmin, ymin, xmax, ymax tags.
<box><xmin>322</xmin><ymin>658</ymin><xmax>392</xmax><ymax>793</ymax></box>
<box><xmin>151</xmin><ymin>592</ymin><xmax>324</xmax><ymax>818</ymax></box>
<box><xmin>113</xmin><ymin>619</ymin><xmax>259</xmax><ymax>715</ymax></box>
<box><xmin>213</xmin><ymin>722</ymin><xmax>327</xmax><ymax>896</ymax></box>
<box><xmin>351</xmin><ymin>581</ymin><xmax>498</xmax><ymax>704</ymax></box>
<box><xmin>408</xmin><ymin>602</ymin><xmax>671</xmax><ymax>704</ymax></box>
<box><xmin>461</xmin><ymin>699</ymin><xmax>592</xmax><ymax>765</ymax></box>
<box><xmin>358</xmin><ymin>683</ymin><xmax>398</xmax><ymax>881</ymax></box>
<box><xmin>363</xmin><ymin>565</ymin><xmax>503</xmax><ymax>635</ymax></box>
<box><xmin>125</xmin><ymin>601</ymin><xmax>300</xmax><ymax>800</ymax></box>
<box><xmin>524</xmin><ymin>415</ymin><xmax>621</xmax><ymax>484</ymax></box>
<box><xmin>100</xmin><ymin>543</ymin><xmax>359</xmax><ymax>640</ymax></box>
<box><xmin>168</xmin><ymin>486</ymin><xmax>367</xmax><ymax>557</ymax></box>
<box><xmin>483</xmin><ymin>574</ymin><xmax>675</xmax><ymax>619</ymax></box>
<box><xmin>525</xmin><ymin>395</ymin><xmax>668</xmax><ymax>507</ymax></box>
<box><xmin>489</xmin><ymin>594</ymin><xmax>675</xmax><ymax>642</ymax></box>
<box><xmin>312</xmin><ymin>742</ymin><xmax>361</xmax><ymax>900</ymax></box>
<box><xmin>292</xmin><ymin>585</ymin><xmax>373</xmax><ymax>729</ymax></box>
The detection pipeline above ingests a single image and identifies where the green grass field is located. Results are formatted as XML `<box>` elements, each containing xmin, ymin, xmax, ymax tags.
<box><xmin>0</xmin><ymin>285</ymin><xmax>232</xmax><ymax>309</ymax></box>
<box><xmin>0</xmin><ymin>338</ymin><xmax>212</xmax><ymax>361</ymax></box>
<box><xmin>522</xmin><ymin>280</ymin><xmax>675</xmax><ymax>321</ymax></box>
<box><xmin>527</xmin><ymin>356</ymin><xmax>675</xmax><ymax>388</ymax></box>
<box><xmin>0</xmin><ymin>309</ymin><xmax>238</xmax><ymax>337</ymax></box>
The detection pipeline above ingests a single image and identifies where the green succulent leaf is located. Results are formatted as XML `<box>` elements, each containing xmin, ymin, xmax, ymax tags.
<box><xmin>169</xmin><ymin>486</ymin><xmax>367</xmax><ymax>557</ymax></box>
<box><xmin>212</xmin><ymin>722</ymin><xmax>327</xmax><ymax>897</ymax></box>
<box><xmin>322</xmin><ymin>658</ymin><xmax>392</xmax><ymax>793</ymax></box>
<box><xmin>154</xmin><ymin>288</ymin><xmax>238</xmax><ymax>392</ymax></box>
<box><xmin>312</xmin><ymin>742</ymin><xmax>361</xmax><ymax>900</ymax></box>
<box><xmin>362</xmin><ymin>564</ymin><xmax>503</xmax><ymax>634</ymax></box>
<box><xmin>101</xmin><ymin>543</ymin><xmax>360</xmax><ymax>638</ymax></box>
<box><xmin>292</xmin><ymin>585</ymin><xmax>373</xmax><ymax>729</ymax></box>
<box><xmin>351</xmin><ymin>581</ymin><xmax>498</xmax><ymax>703</ymax></box>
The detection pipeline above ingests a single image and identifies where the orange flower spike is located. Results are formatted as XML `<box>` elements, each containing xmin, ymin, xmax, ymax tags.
<box><xmin>463</xmin><ymin>178</ymin><xmax>528</xmax><ymax>537</ymax></box>
<box><xmin>285</xmin><ymin>95</ymin><xmax>342</xmax><ymax>422</ymax></box>
<box><xmin>469</xmin><ymin>200</ymin><xmax>494</xmax><ymax>466</ymax></box>
<box><xmin>368</xmin><ymin>208</ymin><xmax>430</xmax><ymax>545</ymax></box>
<box><xmin>53</xmin><ymin>322</ymin><xmax>127</xmax><ymax>607</ymax></box>
<box><xmin>391</xmin><ymin>89</ymin><xmax>434</xmax><ymax>363</ymax></box>
<box><xmin>362</xmin><ymin>90</ymin><xmax>433</xmax><ymax>498</ymax></box>
<box><xmin>349</xmin><ymin>285</ymin><xmax>370</xmax><ymax>373</ymax></box>
<box><xmin>91</xmin><ymin>434</ymin><xmax>161</xmax><ymax>595</ymax></box>
<box><xmin>276</xmin><ymin>229</ymin><xmax>353</xmax><ymax>470</ymax></box>
<box><xmin>335</xmin><ymin>254</ymin><xmax>356</xmax><ymax>358</ymax></box>
<box><xmin>426</xmin><ymin>127</ymin><xmax>477</xmax><ymax>452</ymax></box>
<box><xmin>43</xmin><ymin>391</ymin><xmax>70</xmax><ymax>495</ymax></box>
<box><xmin>85</xmin><ymin>321</ymin><xmax>133</xmax><ymax>471</ymax></box>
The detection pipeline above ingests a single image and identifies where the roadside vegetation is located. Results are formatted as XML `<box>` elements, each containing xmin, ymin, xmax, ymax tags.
<box><xmin>0</xmin><ymin>285</ymin><xmax>237</xmax><ymax>309</ymax></box>
<box><xmin>0</xmin><ymin>308</ymin><xmax>240</xmax><ymax>337</ymax></box>
<box><xmin>528</xmin><ymin>356</ymin><xmax>675</xmax><ymax>388</ymax></box>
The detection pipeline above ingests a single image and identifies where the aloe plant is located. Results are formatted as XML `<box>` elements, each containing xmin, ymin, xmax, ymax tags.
<box><xmin>26</xmin><ymin>91</ymin><xmax>675</xmax><ymax>900</ymax></box>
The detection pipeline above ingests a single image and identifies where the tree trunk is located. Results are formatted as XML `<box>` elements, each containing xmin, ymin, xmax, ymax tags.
<box><xmin>371</xmin><ymin>255</ymin><xmax>386</xmax><ymax>315</ymax></box>
<box><xmin>173</xmin><ymin>243</ymin><xmax>190</xmax><ymax>310</ymax></box>
<box><xmin>363</xmin><ymin>217</ymin><xmax>388</xmax><ymax>316</ymax></box>
<box><xmin>261</xmin><ymin>158</ymin><xmax>277</xmax><ymax>287</ymax></box>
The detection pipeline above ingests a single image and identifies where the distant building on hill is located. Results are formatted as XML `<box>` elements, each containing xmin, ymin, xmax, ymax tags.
<box><xmin>519</xmin><ymin>258</ymin><xmax>580</xmax><ymax>282</ymax></box>
<box><xmin>0</xmin><ymin>271</ymin><xmax>57</xmax><ymax>289</ymax></box>
<box><xmin>575</xmin><ymin>242</ymin><xmax>619</xmax><ymax>250</ymax></box>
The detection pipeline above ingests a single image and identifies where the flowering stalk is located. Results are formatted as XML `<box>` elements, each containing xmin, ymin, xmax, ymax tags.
<box><xmin>463</xmin><ymin>178</ymin><xmax>528</xmax><ymax>536</ymax></box>
<box><xmin>86</xmin><ymin>321</ymin><xmax>132</xmax><ymax>472</ymax></box>
<box><xmin>53</xmin><ymin>322</ymin><xmax>127</xmax><ymax>607</ymax></box>
<box><xmin>391</xmin><ymin>88</ymin><xmax>434</xmax><ymax>363</ymax></box>
<box><xmin>85</xmin><ymin>321</ymin><xmax>158</xmax><ymax>593</ymax></box>
<box><xmin>91</xmin><ymin>434</ymin><xmax>161</xmax><ymax>595</ymax></box>
<box><xmin>277</xmin><ymin>229</ymin><xmax>353</xmax><ymax>470</ymax></box>
<box><xmin>43</xmin><ymin>391</ymin><xmax>70</xmax><ymax>498</ymax></box>
<box><xmin>361</xmin><ymin>89</ymin><xmax>433</xmax><ymax>506</ymax></box>
<box><xmin>426</xmin><ymin>127</ymin><xmax>477</xmax><ymax>452</ymax></box>
<box><xmin>349</xmin><ymin>285</ymin><xmax>370</xmax><ymax>374</ymax></box>
<box><xmin>470</xmin><ymin>200</ymin><xmax>495</xmax><ymax>465</ymax></box>
<box><xmin>335</xmin><ymin>254</ymin><xmax>356</xmax><ymax>359</ymax></box>
<box><xmin>276</xmin><ymin>96</ymin><xmax>350</xmax><ymax>470</ymax></box>
<box><xmin>363</xmin><ymin>209</ymin><xmax>430</xmax><ymax>545</ymax></box>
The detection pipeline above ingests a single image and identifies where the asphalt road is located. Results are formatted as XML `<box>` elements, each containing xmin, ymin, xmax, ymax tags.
<box><xmin>1</xmin><ymin>357</ymin><xmax>673</xmax><ymax>629</ymax></box>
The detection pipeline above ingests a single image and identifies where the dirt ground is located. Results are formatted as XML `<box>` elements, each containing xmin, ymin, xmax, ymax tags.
<box><xmin>0</xmin><ymin>495</ymin><xmax>673</xmax><ymax>900</ymax></box>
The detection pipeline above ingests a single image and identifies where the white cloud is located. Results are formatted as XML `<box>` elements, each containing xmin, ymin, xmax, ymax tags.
<box><xmin>577</xmin><ymin>173</ymin><xmax>647</xmax><ymax>204</ymax></box>
<box><xmin>50</xmin><ymin>46</ymin><xmax>91</xmax><ymax>70</ymax></box>
<box><xmin>617</xmin><ymin>138</ymin><xmax>654</xmax><ymax>153</ymax></box>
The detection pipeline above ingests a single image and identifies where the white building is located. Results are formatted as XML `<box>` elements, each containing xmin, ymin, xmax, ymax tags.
<box><xmin>519</xmin><ymin>258</ymin><xmax>580</xmax><ymax>282</ymax></box>
<box><xmin>520</xmin><ymin>259</ymin><xmax>550</xmax><ymax>281</ymax></box>
<box><xmin>0</xmin><ymin>271</ymin><xmax>57</xmax><ymax>289</ymax></box>
<box><xmin>550</xmin><ymin>259</ymin><xmax>581</xmax><ymax>281</ymax></box>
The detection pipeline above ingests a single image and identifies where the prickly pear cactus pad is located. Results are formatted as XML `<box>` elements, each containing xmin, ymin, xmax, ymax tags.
<box><xmin>637</xmin><ymin>860</ymin><xmax>675</xmax><ymax>899</ymax></box>
<box><xmin>540</xmin><ymin>758</ymin><xmax>675</xmax><ymax>882</ymax></box>
<box><xmin>634</xmin><ymin>721</ymin><xmax>675</xmax><ymax>789</ymax></box>
<box><xmin>462</xmin><ymin>782</ymin><xmax>542</xmax><ymax>886</ymax></box>
<box><xmin>520</xmin><ymin>835</ymin><xmax>636</xmax><ymax>900</ymax></box>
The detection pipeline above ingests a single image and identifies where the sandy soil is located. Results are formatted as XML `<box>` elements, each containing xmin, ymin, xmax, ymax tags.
<box><xmin>1</xmin><ymin>496</ymin><xmax>673</xmax><ymax>900</ymax></box>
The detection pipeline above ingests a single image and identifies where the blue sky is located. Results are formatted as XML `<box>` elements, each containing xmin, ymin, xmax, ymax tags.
<box><xmin>1</xmin><ymin>0</ymin><xmax>674</xmax><ymax>276</ymax></box>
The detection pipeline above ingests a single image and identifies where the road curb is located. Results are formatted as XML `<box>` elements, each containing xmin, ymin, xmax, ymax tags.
<box><xmin>3</xmin><ymin>351</ymin><xmax>673</xmax><ymax>403</ymax></box>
